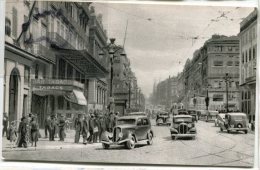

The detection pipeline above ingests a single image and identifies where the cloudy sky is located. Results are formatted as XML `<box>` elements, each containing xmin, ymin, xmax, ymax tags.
<box><xmin>92</xmin><ymin>2</ymin><xmax>255</xmax><ymax>98</ymax></box>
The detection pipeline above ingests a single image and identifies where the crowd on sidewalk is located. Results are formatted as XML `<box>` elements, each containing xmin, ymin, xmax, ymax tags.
<box><xmin>2</xmin><ymin>110</ymin><xmax>120</xmax><ymax>149</ymax></box>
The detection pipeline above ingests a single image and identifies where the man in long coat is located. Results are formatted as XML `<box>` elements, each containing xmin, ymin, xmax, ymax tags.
<box><xmin>49</xmin><ymin>115</ymin><xmax>56</xmax><ymax>141</ymax></box>
<box><xmin>82</xmin><ymin>115</ymin><xmax>89</xmax><ymax>145</ymax></box>
<box><xmin>58</xmin><ymin>115</ymin><xmax>66</xmax><ymax>141</ymax></box>
<box><xmin>18</xmin><ymin>117</ymin><xmax>27</xmax><ymax>148</ymax></box>
<box><xmin>74</xmin><ymin>114</ymin><xmax>83</xmax><ymax>143</ymax></box>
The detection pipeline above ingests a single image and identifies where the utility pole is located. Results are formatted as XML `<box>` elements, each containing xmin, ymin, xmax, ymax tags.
<box><xmin>223</xmin><ymin>73</ymin><xmax>232</xmax><ymax>113</ymax></box>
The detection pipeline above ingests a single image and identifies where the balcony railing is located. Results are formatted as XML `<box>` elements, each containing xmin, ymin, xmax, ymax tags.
<box><xmin>48</xmin><ymin>32</ymin><xmax>75</xmax><ymax>50</ymax></box>
<box><xmin>32</xmin><ymin>43</ymin><xmax>55</xmax><ymax>62</ymax></box>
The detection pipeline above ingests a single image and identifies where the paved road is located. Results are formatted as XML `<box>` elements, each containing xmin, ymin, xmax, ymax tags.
<box><xmin>2</xmin><ymin>120</ymin><xmax>254</xmax><ymax>167</ymax></box>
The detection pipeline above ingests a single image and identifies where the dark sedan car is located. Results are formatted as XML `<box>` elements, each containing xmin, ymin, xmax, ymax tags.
<box><xmin>101</xmin><ymin>115</ymin><xmax>154</xmax><ymax>149</ymax></box>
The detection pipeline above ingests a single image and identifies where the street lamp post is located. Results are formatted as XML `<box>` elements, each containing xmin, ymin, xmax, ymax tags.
<box><xmin>99</xmin><ymin>38</ymin><xmax>125</xmax><ymax>112</ymax></box>
<box><xmin>223</xmin><ymin>73</ymin><xmax>232</xmax><ymax>113</ymax></box>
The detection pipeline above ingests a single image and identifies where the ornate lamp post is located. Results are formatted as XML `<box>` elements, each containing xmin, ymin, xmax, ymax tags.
<box><xmin>99</xmin><ymin>38</ymin><xmax>125</xmax><ymax>112</ymax></box>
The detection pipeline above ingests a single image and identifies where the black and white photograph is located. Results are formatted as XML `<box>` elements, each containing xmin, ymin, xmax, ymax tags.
<box><xmin>1</xmin><ymin>0</ymin><xmax>257</xmax><ymax>167</ymax></box>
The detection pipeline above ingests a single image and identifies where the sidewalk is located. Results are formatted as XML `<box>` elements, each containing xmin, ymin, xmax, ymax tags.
<box><xmin>2</xmin><ymin>129</ymin><xmax>101</xmax><ymax>152</ymax></box>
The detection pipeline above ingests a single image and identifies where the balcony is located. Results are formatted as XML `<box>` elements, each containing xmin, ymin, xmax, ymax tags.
<box><xmin>32</xmin><ymin>43</ymin><xmax>55</xmax><ymax>62</ymax></box>
<box><xmin>48</xmin><ymin>32</ymin><xmax>75</xmax><ymax>50</ymax></box>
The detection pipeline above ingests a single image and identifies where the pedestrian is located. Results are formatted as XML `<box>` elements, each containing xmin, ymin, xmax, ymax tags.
<box><xmin>99</xmin><ymin>114</ymin><xmax>107</xmax><ymax>142</ymax></box>
<box><xmin>88</xmin><ymin>114</ymin><xmax>95</xmax><ymax>144</ymax></box>
<box><xmin>108</xmin><ymin>112</ymin><xmax>114</xmax><ymax>132</ymax></box>
<box><xmin>58</xmin><ymin>115</ymin><xmax>66</xmax><ymax>141</ymax></box>
<box><xmin>30</xmin><ymin>117</ymin><xmax>39</xmax><ymax>147</ymax></box>
<box><xmin>114</xmin><ymin>112</ymin><xmax>119</xmax><ymax>126</ymax></box>
<box><xmin>49</xmin><ymin>115</ymin><xmax>56</xmax><ymax>141</ymax></box>
<box><xmin>18</xmin><ymin>117</ymin><xmax>28</xmax><ymax>148</ymax></box>
<box><xmin>54</xmin><ymin>115</ymin><xmax>59</xmax><ymax>138</ymax></box>
<box><xmin>93</xmin><ymin>115</ymin><xmax>99</xmax><ymax>143</ymax></box>
<box><xmin>74</xmin><ymin>114</ymin><xmax>83</xmax><ymax>143</ymax></box>
<box><xmin>9</xmin><ymin>121</ymin><xmax>17</xmax><ymax>149</ymax></box>
<box><xmin>2</xmin><ymin>112</ymin><xmax>9</xmax><ymax>137</ymax></box>
<box><xmin>82</xmin><ymin>115</ymin><xmax>89</xmax><ymax>145</ymax></box>
<box><xmin>44</xmin><ymin>115</ymin><xmax>51</xmax><ymax>138</ymax></box>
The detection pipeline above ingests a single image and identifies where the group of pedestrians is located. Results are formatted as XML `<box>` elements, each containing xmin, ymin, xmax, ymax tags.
<box><xmin>2</xmin><ymin>110</ymin><xmax>120</xmax><ymax>148</ymax></box>
<box><xmin>2</xmin><ymin>112</ymin><xmax>40</xmax><ymax>149</ymax></box>
<box><xmin>73</xmin><ymin>111</ymin><xmax>119</xmax><ymax>145</ymax></box>
<box><xmin>44</xmin><ymin>114</ymin><xmax>66</xmax><ymax>141</ymax></box>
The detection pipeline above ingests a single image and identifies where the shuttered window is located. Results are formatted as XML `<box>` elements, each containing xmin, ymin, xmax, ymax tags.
<box><xmin>12</xmin><ymin>7</ymin><xmax>17</xmax><ymax>38</ymax></box>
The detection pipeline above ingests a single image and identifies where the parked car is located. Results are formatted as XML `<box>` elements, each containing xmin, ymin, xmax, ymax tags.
<box><xmin>156</xmin><ymin>111</ymin><xmax>171</xmax><ymax>126</ymax></box>
<box><xmin>101</xmin><ymin>115</ymin><xmax>154</xmax><ymax>149</ymax></box>
<box><xmin>219</xmin><ymin>113</ymin><xmax>249</xmax><ymax>134</ymax></box>
<box><xmin>214</xmin><ymin>113</ymin><xmax>225</xmax><ymax>127</ymax></box>
<box><xmin>187</xmin><ymin>110</ymin><xmax>198</xmax><ymax>122</ymax></box>
<box><xmin>170</xmin><ymin>115</ymin><xmax>196</xmax><ymax>140</ymax></box>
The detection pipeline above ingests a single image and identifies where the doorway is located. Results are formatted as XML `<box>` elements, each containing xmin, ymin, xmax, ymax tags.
<box><xmin>8</xmin><ymin>69</ymin><xmax>20</xmax><ymax>124</ymax></box>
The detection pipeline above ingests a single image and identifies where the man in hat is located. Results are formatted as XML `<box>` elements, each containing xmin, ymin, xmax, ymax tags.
<box><xmin>58</xmin><ymin>115</ymin><xmax>66</xmax><ymax>141</ymax></box>
<box><xmin>18</xmin><ymin>117</ymin><xmax>27</xmax><ymax>148</ymax></box>
<box><xmin>88</xmin><ymin>113</ymin><xmax>95</xmax><ymax>144</ymax></box>
<box><xmin>44</xmin><ymin>115</ymin><xmax>51</xmax><ymax>138</ymax></box>
<box><xmin>49</xmin><ymin>115</ymin><xmax>56</xmax><ymax>141</ymax></box>
<box><xmin>82</xmin><ymin>114</ymin><xmax>89</xmax><ymax>145</ymax></box>
<box><xmin>74</xmin><ymin>114</ymin><xmax>83</xmax><ymax>143</ymax></box>
<box><xmin>2</xmin><ymin>112</ymin><xmax>8</xmax><ymax>137</ymax></box>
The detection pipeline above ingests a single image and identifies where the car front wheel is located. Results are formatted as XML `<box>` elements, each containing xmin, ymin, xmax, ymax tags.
<box><xmin>147</xmin><ymin>133</ymin><xmax>153</xmax><ymax>145</ymax></box>
<box><xmin>126</xmin><ymin>136</ymin><xmax>136</xmax><ymax>149</ymax></box>
<box><xmin>102</xmin><ymin>143</ymin><xmax>110</xmax><ymax>149</ymax></box>
<box><xmin>171</xmin><ymin>136</ymin><xmax>176</xmax><ymax>140</ymax></box>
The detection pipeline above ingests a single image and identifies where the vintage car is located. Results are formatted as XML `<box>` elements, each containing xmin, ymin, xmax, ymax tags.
<box><xmin>219</xmin><ymin>113</ymin><xmax>249</xmax><ymax>134</ymax></box>
<box><xmin>156</xmin><ymin>111</ymin><xmax>171</xmax><ymax>126</ymax></box>
<box><xmin>170</xmin><ymin>115</ymin><xmax>196</xmax><ymax>140</ymax></box>
<box><xmin>101</xmin><ymin>115</ymin><xmax>154</xmax><ymax>149</ymax></box>
<box><xmin>178</xmin><ymin>109</ymin><xmax>189</xmax><ymax>115</ymax></box>
<box><xmin>214</xmin><ymin>113</ymin><xmax>225</xmax><ymax>127</ymax></box>
<box><xmin>206</xmin><ymin>110</ymin><xmax>219</xmax><ymax>122</ymax></box>
<box><xmin>187</xmin><ymin>110</ymin><xmax>198</xmax><ymax>122</ymax></box>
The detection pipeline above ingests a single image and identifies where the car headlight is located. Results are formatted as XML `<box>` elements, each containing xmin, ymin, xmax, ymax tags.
<box><xmin>118</xmin><ymin>132</ymin><xmax>123</xmax><ymax>138</ymax></box>
<box><xmin>188</xmin><ymin>124</ymin><xmax>192</xmax><ymax>128</ymax></box>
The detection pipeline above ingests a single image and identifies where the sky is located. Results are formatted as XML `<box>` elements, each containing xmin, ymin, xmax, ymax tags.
<box><xmin>92</xmin><ymin>2</ymin><xmax>255</xmax><ymax>98</ymax></box>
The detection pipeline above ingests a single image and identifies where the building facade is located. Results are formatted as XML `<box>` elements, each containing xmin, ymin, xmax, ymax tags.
<box><xmin>239</xmin><ymin>8</ymin><xmax>257</xmax><ymax>123</ymax></box>
<box><xmin>4</xmin><ymin>1</ymin><xmax>108</xmax><ymax>127</ymax></box>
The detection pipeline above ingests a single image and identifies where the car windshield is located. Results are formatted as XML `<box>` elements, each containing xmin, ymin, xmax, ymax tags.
<box><xmin>160</xmin><ymin>113</ymin><xmax>168</xmax><ymax>116</ymax></box>
<box><xmin>174</xmin><ymin>117</ymin><xmax>192</xmax><ymax>123</ymax></box>
<box><xmin>117</xmin><ymin>119</ymin><xmax>136</xmax><ymax>125</ymax></box>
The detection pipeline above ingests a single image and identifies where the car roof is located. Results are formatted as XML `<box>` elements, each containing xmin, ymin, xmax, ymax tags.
<box><xmin>174</xmin><ymin>115</ymin><xmax>192</xmax><ymax>118</ymax></box>
<box><xmin>118</xmin><ymin>115</ymin><xmax>147</xmax><ymax>120</ymax></box>
<box><xmin>227</xmin><ymin>113</ymin><xmax>247</xmax><ymax>116</ymax></box>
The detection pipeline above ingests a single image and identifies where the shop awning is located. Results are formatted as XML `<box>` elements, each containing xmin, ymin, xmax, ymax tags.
<box><xmin>64</xmin><ymin>90</ymin><xmax>87</xmax><ymax>106</ymax></box>
<box><xmin>52</xmin><ymin>47</ymin><xmax>109</xmax><ymax>78</ymax></box>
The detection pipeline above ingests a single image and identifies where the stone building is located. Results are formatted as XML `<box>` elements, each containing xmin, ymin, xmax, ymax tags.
<box><xmin>4</xmin><ymin>1</ymin><xmax>108</xmax><ymax>127</ymax></box>
<box><xmin>239</xmin><ymin>8</ymin><xmax>257</xmax><ymax>123</ymax></box>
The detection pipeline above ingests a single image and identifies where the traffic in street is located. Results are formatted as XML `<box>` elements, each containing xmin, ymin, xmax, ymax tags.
<box><xmin>3</xmin><ymin>116</ymin><xmax>254</xmax><ymax>167</ymax></box>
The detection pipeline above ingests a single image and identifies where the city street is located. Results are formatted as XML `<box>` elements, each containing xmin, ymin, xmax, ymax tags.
<box><xmin>2</xmin><ymin>120</ymin><xmax>254</xmax><ymax>167</ymax></box>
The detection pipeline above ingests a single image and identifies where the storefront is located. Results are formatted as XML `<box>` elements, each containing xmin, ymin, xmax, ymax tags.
<box><xmin>31</xmin><ymin>79</ymin><xmax>87</xmax><ymax>127</ymax></box>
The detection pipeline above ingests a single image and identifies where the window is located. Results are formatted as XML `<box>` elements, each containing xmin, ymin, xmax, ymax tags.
<box><xmin>41</xmin><ymin>24</ymin><xmax>47</xmax><ymax>46</ymax></box>
<box><xmin>58</xmin><ymin>58</ymin><xmax>66</xmax><ymax>79</ymax></box>
<box><xmin>75</xmin><ymin>70</ymin><xmax>80</xmax><ymax>82</ymax></box>
<box><xmin>249</xmin><ymin>48</ymin><xmax>252</xmax><ymax>61</ymax></box>
<box><xmin>227</xmin><ymin>61</ymin><xmax>233</xmax><ymax>66</ymax></box>
<box><xmin>228</xmin><ymin>46</ymin><xmax>232</xmax><ymax>51</ymax></box>
<box><xmin>242</xmin><ymin>53</ymin><xmax>244</xmax><ymax>64</ymax></box>
<box><xmin>142</xmin><ymin>119</ymin><xmax>149</xmax><ymax>125</ymax></box>
<box><xmin>35</xmin><ymin>64</ymin><xmax>39</xmax><ymax>79</ymax></box>
<box><xmin>67</xmin><ymin>63</ymin><xmax>73</xmax><ymax>80</ymax></box>
<box><xmin>12</xmin><ymin>7</ymin><xmax>17</xmax><ymax>38</ymax></box>
<box><xmin>24</xmin><ymin>66</ymin><xmax>30</xmax><ymax>85</ymax></box>
<box><xmin>245</xmin><ymin>50</ymin><xmax>248</xmax><ymax>62</ymax></box>
<box><xmin>213</xmin><ymin>94</ymin><xmax>223</xmax><ymax>101</ymax></box>
<box><xmin>253</xmin><ymin>47</ymin><xmax>256</xmax><ymax>59</ymax></box>
<box><xmin>57</xmin><ymin>20</ymin><xmax>60</xmax><ymax>35</ymax></box>
<box><xmin>213</xmin><ymin>61</ymin><xmax>223</xmax><ymax>66</ymax></box>
<box><xmin>235</xmin><ymin>61</ymin><xmax>239</xmax><ymax>66</ymax></box>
